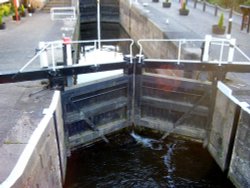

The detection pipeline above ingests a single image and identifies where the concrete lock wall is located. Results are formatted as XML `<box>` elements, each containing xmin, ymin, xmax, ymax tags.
<box><xmin>208</xmin><ymin>82</ymin><xmax>250</xmax><ymax>188</ymax></box>
<box><xmin>208</xmin><ymin>89</ymin><xmax>239</xmax><ymax>171</ymax></box>
<box><xmin>229</xmin><ymin>109</ymin><xmax>250</xmax><ymax>187</ymax></box>
<box><xmin>0</xmin><ymin>91</ymin><xmax>67</xmax><ymax>188</ymax></box>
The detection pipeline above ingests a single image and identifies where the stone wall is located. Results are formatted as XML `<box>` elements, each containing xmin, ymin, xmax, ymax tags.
<box><xmin>229</xmin><ymin>109</ymin><xmax>250</xmax><ymax>188</ymax></box>
<box><xmin>0</xmin><ymin>91</ymin><xmax>66</xmax><ymax>188</ymax></box>
<box><xmin>210</xmin><ymin>81</ymin><xmax>250</xmax><ymax>188</ymax></box>
<box><xmin>208</xmin><ymin>89</ymin><xmax>239</xmax><ymax>171</ymax></box>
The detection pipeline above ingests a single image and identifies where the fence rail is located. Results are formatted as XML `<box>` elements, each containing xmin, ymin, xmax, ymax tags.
<box><xmin>137</xmin><ymin>36</ymin><xmax>250</xmax><ymax>65</ymax></box>
<box><xmin>50</xmin><ymin>7</ymin><xmax>77</xmax><ymax>21</ymax></box>
<box><xmin>191</xmin><ymin>0</ymin><xmax>244</xmax><ymax>30</ymax></box>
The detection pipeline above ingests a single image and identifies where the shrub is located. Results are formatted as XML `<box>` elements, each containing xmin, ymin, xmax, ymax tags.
<box><xmin>182</xmin><ymin>2</ymin><xmax>187</xmax><ymax>10</ymax></box>
<box><xmin>218</xmin><ymin>13</ymin><xmax>224</xmax><ymax>29</ymax></box>
<box><xmin>0</xmin><ymin>9</ymin><xmax>3</xmax><ymax>24</ymax></box>
<box><xmin>244</xmin><ymin>0</ymin><xmax>250</xmax><ymax>6</ymax></box>
<box><xmin>1</xmin><ymin>4</ymin><xmax>11</xmax><ymax>16</ymax></box>
<box><xmin>19</xmin><ymin>4</ymin><xmax>25</xmax><ymax>13</ymax></box>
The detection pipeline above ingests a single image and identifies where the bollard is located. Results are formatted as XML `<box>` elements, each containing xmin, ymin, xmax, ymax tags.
<box><xmin>214</xmin><ymin>5</ymin><xmax>218</xmax><ymax>16</ymax></box>
<box><xmin>194</xmin><ymin>0</ymin><xmax>197</xmax><ymax>8</ymax></box>
<box><xmin>39</xmin><ymin>42</ymin><xmax>49</xmax><ymax>68</ymax></box>
<box><xmin>203</xmin><ymin>0</ymin><xmax>206</xmax><ymax>12</ymax></box>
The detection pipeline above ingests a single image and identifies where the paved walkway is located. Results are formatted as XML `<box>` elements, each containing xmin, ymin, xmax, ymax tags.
<box><xmin>0</xmin><ymin>12</ymin><xmax>64</xmax><ymax>72</ymax></box>
<box><xmin>0</xmin><ymin>12</ymin><xmax>67</xmax><ymax>183</ymax></box>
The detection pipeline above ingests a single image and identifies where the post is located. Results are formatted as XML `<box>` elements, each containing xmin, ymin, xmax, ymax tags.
<box><xmin>63</xmin><ymin>37</ymin><xmax>73</xmax><ymax>86</ymax></box>
<box><xmin>214</xmin><ymin>5</ymin><xmax>218</xmax><ymax>16</ymax></box>
<box><xmin>202</xmin><ymin>35</ymin><xmax>212</xmax><ymax>62</ymax></box>
<box><xmin>97</xmin><ymin>0</ymin><xmax>101</xmax><ymax>49</ymax></box>
<box><xmin>203</xmin><ymin>0</ymin><xmax>206</xmax><ymax>12</ymax></box>
<box><xmin>13</xmin><ymin>0</ymin><xmax>20</xmax><ymax>21</ymax></box>
<box><xmin>63</xmin><ymin>37</ymin><xmax>73</xmax><ymax>66</ymax></box>
<box><xmin>241</xmin><ymin>13</ymin><xmax>245</xmax><ymax>31</ymax></box>
<box><xmin>194</xmin><ymin>0</ymin><xmax>197</xmax><ymax>9</ymax></box>
<box><xmin>247</xmin><ymin>12</ymin><xmax>250</xmax><ymax>33</ymax></box>
<box><xmin>39</xmin><ymin>42</ymin><xmax>49</xmax><ymax>68</ymax></box>
<box><xmin>227</xmin><ymin>8</ymin><xmax>233</xmax><ymax>38</ymax></box>
<box><xmin>227</xmin><ymin>38</ymin><xmax>236</xmax><ymax>64</ymax></box>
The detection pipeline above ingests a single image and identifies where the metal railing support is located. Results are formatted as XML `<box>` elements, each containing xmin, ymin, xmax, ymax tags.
<box><xmin>39</xmin><ymin>42</ymin><xmax>49</xmax><ymax>68</ymax></box>
<box><xmin>50</xmin><ymin>7</ymin><xmax>76</xmax><ymax>21</ymax></box>
<box><xmin>202</xmin><ymin>35</ymin><xmax>212</xmax><ymax>62</ymax></box>
<box><xmin>227</xmin><ymin>38</ymin><xmax>236</xmax><ymax>64</ymax></box>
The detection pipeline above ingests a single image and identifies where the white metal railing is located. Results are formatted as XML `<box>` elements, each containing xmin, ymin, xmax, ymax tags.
<box><xmin>73</xmin><ymin>38</ymin><xmax>135</xmax><ymax>63</ymax></box>
<box><xmin>16</xmin><ymin>40</ymin><xmax>63</xmax><ymax>74</ymax></box>
<box><xmin>15</xmin><ymin>38</ymin><xmax>134</xmax><ymax>74</ymax></box>
<box><xmin>137</xmin><ymin>36</ymin><xmax>250</xmax><ymax>65</ymax></box>
<box><xmin>50</xmin><ymin>7</ymin><xmax>76</xmax><ymax>21</ymax></box>
<box><xmin>14</xmin><ymin>37</ymin><xmax>250</xmax><ymax>75</ymax></box>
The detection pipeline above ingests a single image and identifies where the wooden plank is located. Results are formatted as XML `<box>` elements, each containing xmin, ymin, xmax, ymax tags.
<box><xmin>62</xmin><ymin>74</ymin><xmax>130</xmax><ymax>100</ymax></box>
<box><xmin>142</xmin><ymin>73</ymin><xmax>211</xmax><ymax>92</ymax></box>
<box><xmin>143</xmin><ymin>60</ymin><xmax>250</xmax><ymax>72</ymax></box>
<box><xmin>69</xmin><ymin>120</ymin><xmax>130</xmax><ymax>150</ymax></box>
<box><xmin>141</xmin><ymin>96</ymin><xmax>208</xmax><ymax>116</ymax></box>
<box><xmin>65</xmin><ymin>96</ymin><xmax>128</xmax><ymax>124</ymax></box>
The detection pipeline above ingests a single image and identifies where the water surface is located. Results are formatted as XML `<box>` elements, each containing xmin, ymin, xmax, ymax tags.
<box><xmin>64</xmin><ymin>130</ymin><xmax>234</xmax><ymax>188</ymax></box>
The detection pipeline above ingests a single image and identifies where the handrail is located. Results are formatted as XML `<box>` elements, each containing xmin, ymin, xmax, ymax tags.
<box><xmin>14</xmin><ymin>38</ymin><xmax>134</xmax><ymax>75</ymax></box>
<box><xmin>137</xmin><ymin>37</ymin><xmax>250</xmax><ymax>65</ymax></box>
<box><xmin>71</xmin><ymin>38</ymin><xmax>134</xmax><ymax>63</ymax></box>
<box><xmin>11</xmin><ymin>37</ymin><xmax>250</xmax><ymax>77</ymax></box>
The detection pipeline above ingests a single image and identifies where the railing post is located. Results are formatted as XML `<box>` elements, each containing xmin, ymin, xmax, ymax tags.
<box><xmin>63</xmin><ymin>37</ymin><xmax>73</xmax><ymax>86</ymax></box>
<box><xmin>202</xmin><ymin>35</ymin><xmax>212</xmax><ymax>62</ymax></box>
<box><xmin>63</xmin><ymin>43</ymin><xmax>67</xmax><ymax>66</ymax></box>
<box><xmin>227</xmin><ymin>38</ymin><xmax>236</xmax><ymax>64</ymax></box>
<box><xmin>177</xmin><ymin>41</ymin><xmax>182</xmax><ymax>64</ymax></box>
<box><xmin>227</xmin><ymin>8</ymin><xmax>233</xmax><ymax>38</ymax></box>
<box><xmin>124</xmin><ymin>55</ymin><xmax>134</xmax><ymax>75</ymax></box>
<box><xmin>63</xmin><ymin>37</ymin><xmax>73</xmax><ymax>66</ymax></box>
<box><xmin>39</xmin><ymin>41</ymin><xmax>49</xmax><ymax>68</ymax></box>
<box><xmin>219</xmin><ymin>40</ymin><xmax>225</xmax><ymax>65</ymax></box>
<box><xmin>51</xmin><ymin>43</ymin><xmax>56</xmax><ymax>71</ymax></box>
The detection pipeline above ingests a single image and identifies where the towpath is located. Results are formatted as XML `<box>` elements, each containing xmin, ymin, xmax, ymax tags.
<box><xmin>0</xmin><ymin>12</ymin><xmax>67</xmax><ymax>183</ymax></box>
